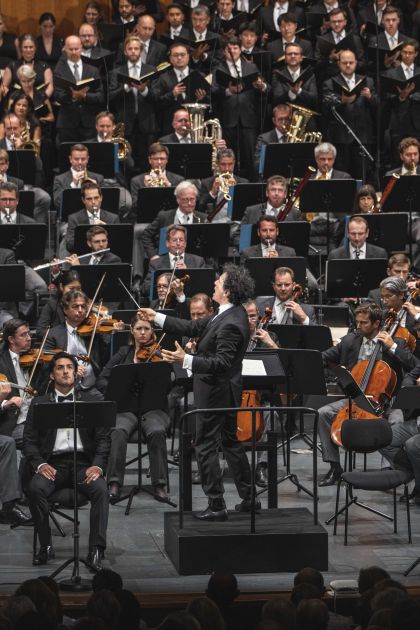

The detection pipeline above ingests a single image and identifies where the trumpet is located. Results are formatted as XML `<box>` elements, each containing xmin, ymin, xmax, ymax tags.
<box><xmin>33</xmin><ymin>249</ymin><xmax>110</xmax><ymax>271</ymax></box>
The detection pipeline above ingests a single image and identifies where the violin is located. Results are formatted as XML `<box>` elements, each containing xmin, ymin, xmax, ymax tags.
<box><xmin>19</xmin><ymin>349</ymin><xmax>90</xmax><ymax>367</ymax></box>
<box><xmin>77</xmin><ymin>318</ymin><xmax>128</xmax><ymax>336</ymax></box>
<box><xmin>162</xmin><ymin>274</ymin><xmax>190</xmax><ymax>307</ymax></box>
<box><xmin>0</xmin><ymin>373</ymin><xmax>37</xmax><ymax>397</ymax></box>
<box><xmin>135</xmin><ymin>341</ymin><xmax>163</xmax><ymax>363</ymax></box>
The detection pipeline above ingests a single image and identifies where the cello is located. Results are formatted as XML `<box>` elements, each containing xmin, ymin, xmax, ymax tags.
<box><xmin>330</xmin><ymin>318</ymin><xmax>398</xmax><ymax>447</ymax></box>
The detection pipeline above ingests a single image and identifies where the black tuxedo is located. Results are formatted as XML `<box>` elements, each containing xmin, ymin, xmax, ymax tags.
<box><xmin>53</xmin><ymin>170</ymin><xmax>105</xmax><ymax>212</ymax></box>
<box><xmin>198</xmin><ymin>175</ymin><xmax>248</xmax><ymax>213</ymax></box>
<box><xmin>80</xmin><ymin>251</ymin><xmax>122</xmax><ymax>265</ymax></box>
<box><xmin>159</xmin><ymin>26</ymin><xmax>190</xmax><ymax>46</ymax></box>
<box><xmin>160</xmin><ymin>306</ymin><xmax>253</xmax><ymax>500</ymax></box>
<box><xmin>131</xmin><ymin>171</ymin><xmax>184</xmax><ymax>209</ymax></box>
<box><xmin>272</xmin><ymin>66</ymin><xmax>318</xmax><ymax>109</ymax></box>
<box><xmin>141</xmin><ymin>208</ymin><xmax>207</xmax><ymax>257</ymax></box>
<box><xmin>309</xmin><ymin>169</ymin><xmax>352</xmax><ymax>180</ymax></box>
<box><xmin>383</xmin><ymin>65</ymin><xmax>420</xmax><ymax>140</ymax></box>
<box><xmin>307</xmin><ymin>2</ymin><xmax>357</xmax><ymax>35</ymax></box>
<box><xmin>328</xmin><ymin>243</ymin><xmax>388</xmax><ymax>260</ymax></box>
<box><xmin>158</xmin><ymin>132</ymin><xmax>180</xmax><ymax>143</ymax></box>
<box><xmin>240</xmin><ymin>242</ymin><xmax>296</xmax><ymax>264</ymax></box>
<box><xmin>142</xmin><ymin>251</ymin><xmax>207</xmax><ymax>296</ymax></box>
<box><xmin>368</xmin><ymin>31</ymin><xmax>410</xmax><ymax>72</ymax></box>
<box><xmin>109</xmin><ymin>62</ymin><xmax>159</xmax><ymax>135</ymax></box>
<box><xmin>257</xmin><ymin>296</ymin><xmax>317</xmax><ymax>325</ymax></box>
<box><xmin>254</xmin><ymin>128</ymin><xmax>284</xmax><ymax>170</ymax></box>
<box><xmin>65</xmin><ymin>208</ymin><xmax>120</xmax><ymax>252</ymax></box>
<box><xmin>315</xmin><ymin>31</ymin><xmax>365</xmax><ymax>79</ymax></box>
<box><xmin>144</xmin><ymin>39</ymin><xmax>167</xmax><ymax>67</ymax></box>
<box><xmin>23</xmin><ymin>388</ymin><xmax>110</xmax><ymax>549</ymax></box>
<box><xmin>241</xmin><ymin>202</ymin><xmax>301</xmax><ymax>224</ymax></box>
<box><xmin>267</xmin><ymin>37</ymin><xmax>313</xmax><ymax>62</ymax></box>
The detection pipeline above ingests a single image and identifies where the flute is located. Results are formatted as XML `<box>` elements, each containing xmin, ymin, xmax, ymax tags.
<box><xmin>33</xmin><ymin>248</ymin><xmax>110</xmax><ymax>271</ymax></box>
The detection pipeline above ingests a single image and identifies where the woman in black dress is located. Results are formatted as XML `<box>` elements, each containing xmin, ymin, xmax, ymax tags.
<box><xmin>3</xmin><ymin>34</ymin><xmax>54</xmax><ymax>99</ymax></box>
<box><xmin>35</xmin><ymin>12</ymin><xmax>63</xmax><ymax>70</ymax></box>
<box><xmin>0</xmin><ymin>13</ymin><xmax>19</xmax><ymax>64</ymax></box>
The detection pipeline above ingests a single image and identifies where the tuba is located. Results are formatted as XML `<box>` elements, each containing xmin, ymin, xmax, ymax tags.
<box><xmin>285</xmin><ymin>104</ymin><xmax>322</xmax><ymax>143</ymax></box>
<box><xmin>183</xmin><ymin>103</ymin><xmax>223</xmax><ymax>173</ymax></box>
<box><xmin>18</xmin><ymin>121</ymin><xmax>40</xmax><ymax>155</ymax></box>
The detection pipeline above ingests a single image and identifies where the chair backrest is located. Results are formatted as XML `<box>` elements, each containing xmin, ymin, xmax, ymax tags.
<box><xmin>341</xmin><ymin>419</ymin><xmax>392</xmax><ymax>453</ymax></box>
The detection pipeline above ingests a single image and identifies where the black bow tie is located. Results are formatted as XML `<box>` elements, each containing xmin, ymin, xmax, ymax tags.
<box><xmin>58</xmin><ymin>394</ymin><xmax>73</xmax><ymax>402</ymax></box>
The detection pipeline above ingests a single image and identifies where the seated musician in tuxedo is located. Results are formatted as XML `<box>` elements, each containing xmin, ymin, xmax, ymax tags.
<box><xmin>328</xmin><ymin>215</ymin><xmax>388</xmax><ymax>260</ymax></box>
<box><xmin>158</xmin><ymin>108</ymin><xmax>193</xmax><ymax>144</ymax></box>
<box><xmin>130</xmin><ymin>142</ymin><xmax>184</xmax><ymax>211</ymax></box>
<box><xmin>96</xmin><ymin>314</ymin><xmax>171</xmax><ymax>502</ymax></box>
<box><xmin>317</xmin><ymin>302</ymin><xmax>417</xmax><ymax>487</ymax></box>
<box><xmin>257</xmin><ymin>266</ymin><xmax>316</xmax><ymax>325</ymax></box>
<box><xmin>254</xmin><ymin>104</ymin><xmax>292</xmax><ymax>172</ymax></box>
<box><xmin>53</xmin><ymin>143</ymin><xmax>104</xmax><ymax>212</ymax></box>
<box><xmin>23</xmin><ymin>352</ymin><xmax>110</xmax><ymax>569</ymax></box>
<box><xmin>322</xmin><ymin>49</ymin><xmax>376</xmax><ymax>180</ymax></box>
<box><xmin>150</xmin><ymin>272</ymin><xmax>190</xmax><ymax>318</ymax></box>
<box><xmin>379</xmin><ymin>276</ymin><xmax>420</xmax><ymax>348</ymax></box>
<box><xmin>67</xmin><ymin>225</ymin><xmax>122</xmax><ymax>266</ymax></box>
<box><xmin>198</xmin><ymin>148</ymin><xmax>248</xmax><ymax>221</ymax></box>
<box><xmin>240</xmin><ymin>215</ymin><xmax>296</xmax><ymax>263</ymax></box>
<box><xmin>141</xmin><ymin>181</ymin><xmax>207</xmax><ymax>260</ymax></box>
<box><xmin>386</xmin><ymin>138</ymin><xmax>420</xmax><ymax>239</ymax></box>
<box><xmin>142</xmin><ymin>223</ymin><xmax>207</xmax><ymax>296</ymax></box>
<box><xmin>241</xmin><ymin>175</ymin><xmax>300</xmax><ymax>225</ymax></box>
<box><xmin>272</xmin><ymin>43</ymin><xmax>318</xmax><ymax>110</ymax></box>
<box><xmin>0</xmin><ymin>181</ymin><xmax>35</xmax><ymax>226</ymax></box>
<box><xmin>367</xmin><ymin>253</ymin><xmax>417</xmax><ymax>306</ymax></box>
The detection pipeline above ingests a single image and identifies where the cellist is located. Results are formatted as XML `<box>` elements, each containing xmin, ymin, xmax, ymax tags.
<box><xmin>317</xmin><ymin>303</ymin><xmax>416</xmax><ymax>487</ymax></box>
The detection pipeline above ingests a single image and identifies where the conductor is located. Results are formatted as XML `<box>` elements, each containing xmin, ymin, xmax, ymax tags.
<box><xmin>139</xmin><ymin>264</ymin><xmax>257</xmax><ymax>521</ymax></box>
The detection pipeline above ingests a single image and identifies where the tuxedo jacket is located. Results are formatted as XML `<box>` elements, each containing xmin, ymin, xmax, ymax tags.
<box><xmin>131</xmin><ymin>171</ymin><xmax>184</xmax><ymax>209</ymax></box>
<box><xmin>0</xmin><ymin>212</ymin><xmax>34</xmax><ymax>225</ymax></box>
<box><xmin>272</xmin><ymin>66</ymin><xmax>318</xmax><ymax>110</ymax></box>
<box><xmin>141</xmin><ymin>208</ymin><xmax>208</xmax><ymax>257</ymax></box>
<box><xmin>315</xmin><ymin>31</ymin><xmax>365</xmax><ymax>70</ymax></box>
<box><xmin>44</xmin><ymin>323</ymin><xmax>107</xmax><ymax>375</ymax></box>
<box><xmin>257</xmin><ymin>296</ymin><xmax>317</xmax><ymax>325</ymax></box>
<box><xmin>142</xmin><ymin>252</ymin><xmax>207</xmax><ymax>296</ymax></box>
<box><xmin>53</xmin><ymin>58</ymin><xmax>104</xmax><ymax>129</ymax></box>
<box><xmin>144</xmin><ymin>39</ymin><xmax>167</xmax><ymax>67</ymax></box>
<box><xmin>241</xmin><ymin>202</ymin><xmax>301</xmax><ymax>224</ymax></box>
<box><xmin>240</xmin><ymin>242</ymin><xmax>296</xmax><ymax>263</ymax></box>
<box><xmin>254</xmin><ymin>128</ymin><xmax>283</xmax><ymax>167</ymax></box>
<box><xmin>159</xmin><ymin>26</ymin><xmax>190</xmax><ymax>45</ymax></box>
<box><xmin>322</xmin><ymin>74</ymin><xmax>377</xmax><ymax>144</ymax></box>
<box><xmin>307</xmin><ymin>2</ymin><xmax>357</xmax><ymax>34</ymax></box>
<box><xmin>108</xmin><ymin>62</ymin><xmax>159</xmax><ymax>135</ymax></box>
<box><xmin>382</xmin><ymin>65</ymin><xmax>420</xmax><ymax>135</ymax></box>
<box><xmin>36</xmin><ymin>297</ymin><xmax>65</xmax><ymax>337</ymax></box>
<box><xmin>198</xmin><ymin>175</ymin><xmax>248</xmax><ymax>213</ymax></box>
<box><xmin>53</xmin><ymin>170</ymin><xmax>105</xmax><ymax>211</ymax></box>
<box><xmin>80</xmin><ymin>251</ymin><xmax>122</xmax><ymax>265</ymax></box>
<box><xmin>267</xmin><ymin>37</ymin><xmax>313</xmax><ymax>62</ymax></box>
<box><xmin>161</xmin><ymin>305</ymin><xmax>250</xmax><ymax>409</ymax></box>
<box><xmin>328</xmin><ymin>243</ymin><xmax>388</xmax><ymax>260</ymax></box>
<box><xmin>66</xmin><ymin>208</ymin><xmax>120</xmax><ymax>252</ymax></box>
<box><xmin>23</xmin><ymin>388</ymin><xmax>110</xmax><ymax>473</ymax></box>
<box><xmin>309</xmin><ymin>169</ymin><xmax>352</xmax><ymax>181</ymax></box>
<box><xmin>259</xmin><ymin>2</ymin><xmax>305</xmax><ymax>32</ymax></box>
<box><xmin>158</xmin><ymin>132</ymin><xmax>180</xmax><ymax>143</ymax></box>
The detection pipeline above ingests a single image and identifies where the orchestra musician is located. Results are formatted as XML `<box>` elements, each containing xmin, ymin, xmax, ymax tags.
<box><xmin>253</xmin><ymin>104</ymin><xmax>292</xmax><ymax>174</ymax></box>
<box><xmin>317</xmin><ymin>303</ymin><xmax>416</xmax><ymax>487</ymax></box>
<box><xmin>149</xmin><ymin>272</ymin><xmax>190</xmax><ymax>318</ymax></box>
<box><xmin>385</xmin><ymin>137</ymin><xmax>420</xmax><ymax>241</ymax></box>
<box><xmin>23</xmin><ymin>352</ymin><xmax>110</xmax><ymax>569</ymax></box>
<box><xmin>139</xmin><ymin>264</ymin><xmax>259</xmax><ymax>521</ymax></box>
<box><xmin>240</xmin><ymin>215</ymin><xmax>296</xmax><ymax>263</ymax></box>
<box><xmin>36</xmin><ymin>270</ymin><xmax>82</xmax><ymax>337</ymax></box>
<box><xmin>53</xmin><ymin>143</ymin><xmax>104</xmax><ymax>212</ymax></box>
<box><xmin>241</xmin><ymin>175</ymin><xmax>300</xmax><ymax>225</ymax></box>
<box><xmin>96</xmin><ymin>314</ymin><xmax>171</xmax><ymax>502</ymax></box>
<box><xmin>328</xmin><ymin>215</ymin><xmax>388</xmax><ymax>261</ymax></box>
<box><xmin>379</xmin><ymin>276</ymin><xmax>420</xmax><ymax>341</ymax></box>
<box><xmin>257</xmin><ymin>266</ymin><xmax>316</xmax><ymax>325</ymax></box>
<box><xmin>366</xmin><ymin>253</ymin><xmax>418</xmax><ymax>306</ymax></box>
<box><xmin>68</xmin><ymin>225</ymin><xmax>122</xmax><ymax>266</ymax></box>
<box><xmin>198</xmin><ymin>148</ymin><xmax>248</xmax><ymax>221</ymax></box>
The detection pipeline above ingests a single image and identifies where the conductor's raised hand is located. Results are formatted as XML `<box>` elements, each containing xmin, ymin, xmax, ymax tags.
<box><xmin>161</xmin><ymin>340</ymin><xmax>186</xmax><ymax>364</ymax></box>
<box><xmin>137</xmin><ymin>307</ymin><xmax>157</xmax><ymax>322</ymax></box>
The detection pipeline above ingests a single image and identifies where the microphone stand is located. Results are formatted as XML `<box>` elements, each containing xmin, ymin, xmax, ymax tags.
<box><xmin>331</xmin><ymin>105</ymin><xmax>374</xmax><ymax>183</ymax></box>
<box><xmin>309</xmin><ymin>244</ymin><xmax>324</xmax><ymax>325</ymax></box>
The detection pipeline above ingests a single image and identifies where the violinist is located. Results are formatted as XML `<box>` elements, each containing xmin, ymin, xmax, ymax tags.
<box><xmin>317</xmin><ymin>303</ymin><xmax>417</xmax><ymax>487</ymax></box>
<box><xmin>149</xmin><ymin>272</ymin><xmax>190</xmax><ymax>318</ymax></box>
<box><xmin>258</xmin><ymin>266</ymin><xmax>316</xmax><ymax>326</ymax></box>
<box><xmin>366</xmin><ymin>254</ymin><xmax>418</xmax><ymax>307</ymax></box>
<box><xmin>379</xmin><ymin>277</ymin><xmax>420</xmax><ymax>336</ymax></box>
<box><xmin>36</xmin><ymin>269</ymin><xmax>82</xmax><ymax>337</ymax></box>
<box><xmin>95</xmin><ymin>315</ymin><xmax>170</xmax><ymax>502</ymax></box>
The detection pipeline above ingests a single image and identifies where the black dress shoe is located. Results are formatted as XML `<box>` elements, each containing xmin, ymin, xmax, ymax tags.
<box><xmin>0</xmin><ymin>504</ymin><xmax>32</xmax><ymax>526</ymax></box>
<box><xmin>318</xmin><ymin>466</ymin><xmax>343</xmax><ymax>487</ymax></box>
<box><xmin>86</xmin><ymin>547</ymin><xmax>104</xmax><ymax>572</ymax></box>
<box><xmin>108</xmin><ymin>482</ymin><xmax>121</xmax><ymax>501</ymax></box>
<box><xmin>255</xmin><ymin>463</ymin><xmax>268</xmax><ymax>488</ymax></box>
<box><xmin>154</xmin><ymin>484</ymin><xmax>169</xmax><ymax>502</ymax></box>
<box><xmin>33</xmin><ymin>545</ymin><xmax>55</xmax><ymax>566</ymax></box>
<box><xmin>194</xmin><ymin>505</ymin><xmax>228</xmax><ymax>521</ymax></box>
<box><xmin>235</xmin><ymin>498</ymin><xmax>262</xmax><ymax>512</ymax></box>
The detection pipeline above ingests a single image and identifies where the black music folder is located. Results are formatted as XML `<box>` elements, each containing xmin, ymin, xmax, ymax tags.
<box><xmin>215</xmin><ymin>68</ymin><xmax>259</xmax><ymax>89</ymax></box>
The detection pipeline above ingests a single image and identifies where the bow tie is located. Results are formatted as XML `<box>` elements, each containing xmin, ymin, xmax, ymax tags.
<box><xmin>58</xmin><ymin>394</ymin><xmax>73</xmax><ymax>402</ymax></box>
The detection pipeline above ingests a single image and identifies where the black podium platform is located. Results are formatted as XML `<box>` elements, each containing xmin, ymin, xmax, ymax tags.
<box><xmin>164</xmin><ymin>507</ymin><xmax>328</xmax><ymax>575</ymax></box>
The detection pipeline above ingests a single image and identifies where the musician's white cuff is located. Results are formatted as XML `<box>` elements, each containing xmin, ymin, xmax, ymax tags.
<box><xmin>415</xmin><ymin>312</ymin><xmax>420</xmax><ymax>322</ymax></box>
<box><xmin>177</xmin><ymin>293</ymin><xmax>186</xmax><ymax>303</ymax></box>
<box><xmin>389</xmin><ymin>342</ymin><xmax>397</xmax><ymax>354</ymax></box>
<box><xmin>154</xmin><ymin>313</ymin><xmax>166</xmax><ymax>327</ymax></box>
<box><xmin>183</xmin><ymin>354</ymin><xmax>193</xmax><ymax>376</ymax></box>
<box><xmin>302</xmin><ymin>316</ymin><xmax>310</xmax><ymax>326</ymax></box>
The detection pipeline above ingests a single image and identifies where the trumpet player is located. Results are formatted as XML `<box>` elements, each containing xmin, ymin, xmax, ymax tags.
<box><xmin>53</xmin><ymin>143</ymin><xmax>104</xmax><ymax>212</ymax></box>
<box><xmin>131</xmin><ymin>142</ymin><xmax>183</xmax><ymax>209</ymax></box>
<box><xmin>386</xmin><ymin>137</ymin><xmax>420</xmax><ymax>241</ymax></box>
<box><xmin>198</xmin><ymin>148</ymin><xmax>247</xmax><ymax>221</ymax></box>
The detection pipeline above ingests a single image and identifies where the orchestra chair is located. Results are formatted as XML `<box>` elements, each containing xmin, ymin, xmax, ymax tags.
<box><xmin>332</xmin><ymin>419</ymin><xmax>412</xmax><ymax>545</ymax></box>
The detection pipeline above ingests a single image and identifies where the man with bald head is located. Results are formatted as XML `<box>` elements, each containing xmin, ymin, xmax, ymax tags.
<box><xmin>54</xmin><ymin>35</ymin><xmax>105</xmax><ymax>143</ymax></box>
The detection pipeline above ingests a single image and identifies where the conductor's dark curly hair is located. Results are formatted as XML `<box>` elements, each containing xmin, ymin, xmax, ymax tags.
<box><xmin>222</xmin><ymin>263</ymin><xmax>255</xmax><ymax>306</ymax></box>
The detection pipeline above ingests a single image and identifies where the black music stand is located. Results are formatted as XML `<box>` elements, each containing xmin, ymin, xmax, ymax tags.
<box><xmin>299</xmin><ymin>179</ymin><xmax>357</xmax><ymax>252</ymax></box>
<box><xmin>150</xmin><ymin>268</ymin><xmax>216</xmax><ymax>301</ymax></box>
<box><xmin>60</xmin><ymin>189</ymin><xmax>120</xmax><ymax>221</ymax></box>
<box><xmin>163</xmin><ymin>143</ymin><xmax>213</xmax><ymax>179</ymax></box>
<box><xmin>260</xmin><ymin>143</ymin><xmax>316</xmax><ymax>180</ymax></box>
<box><xmin>381</xmin><ymin>175</ymin><xmax>420</xmax><ymax>258</ymax></box>
<box><xmin>17</xmin><ymin>191</ymin><xmax>35</xmax><ymax>219</ymax></box>
<box><xmin>105</xmin><ymin>362</ymin><xmax>176</xmax><ymax>511</ymax></box>
<box><xmin>268</xmin><ymin>324</ymin><xmax>333</xmax><ymax>352</ymax></box>
<box><xmin>33</xmin><ymin>400</ymin><xmax>116</xmax><ymax>590</ymax></box>
<box><xmin>137</xmin><ymin>188</ymin><xmax>176</xmax><ymax>223</ymax></box>
<box><xmin>185</xmin><ymin>223</ymin><xmax>230</xmax><ymax>259</ymax></box>
<box><xmin>71</xmin><ymin>264</ymin><xmax>132</xmax><ymax>301</ymax></box>
<box><xmin>228</xmin><ymin>183</ymin><xmax>266</xmax><ymax>221</ymax></box>
<box><xmin>245</xmin><ymin>257</ymin><xmax>307</xmax><ymax>294</ymax></box>
<box><xmin>353</xmin><ymin>212</ymin><xmax>408</xmax><ymax>255</ymax></box>
<box><xmin>58</xmin><ymin>142</ymin><xmax>118</xmax><ymax>178</ymax></box>
<box><xmin>7</xmin><ymin>150</ymin><xmax>36</xmax><ymax>185</ymax></box>
<box><xmin>0</xmin><ymin>264</ymin><xmax>26</xmax><ymax>300</ymax></box>
<box><xmin>249</xmin><ymin>221</ymin><xmax>311</xmax><ymax>257</ymax></box>
<box><xmin>326</xmin><ymin>259</ymin><xmax>387</xmax><ymax>301</ymax></box>
<box><xmin>73</xmin><ymin>224</ymin><xmax>133</xmax><ymax>263</ymax></box>
<box><xmin>0</xmin><ymin>224</ymin><xmax>47</xmax><ymax>260</ymax></box>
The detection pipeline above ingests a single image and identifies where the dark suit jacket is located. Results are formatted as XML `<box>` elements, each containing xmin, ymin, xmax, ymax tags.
<box><xmin>158</xmin><ymin>132</ymin><xmax>180</xmax><ymax>143</ymax></box>
<box><xmin>241</xmin><ymin>202</ymin><xmax>301</xmax><ymax>224</ymax></box>
<box><xmin>142</xmin><ymin>251</ymin><xmax>207</xmax><ymax>295</ymax></box>
<box><xmin>382</xmin><ymin>65</ymin><xmax>420</xmax><ymax>135</ymax></box>
<box><xmin>53</xmin><ymin>170</ymin><xmax>105</xmax><ymax>211</ymax></box>
<box><xmin>259</xmin><ymin>2</ymin><xmax>305</xmax><ymax>32</ymax></box>
<box><xmin>44</xmin><ymin>323</ymin><xmax>106</xmax><ymax>375</ymax></box>
<box><xmin>131</xmin><ymin>171</ymin><xmax>184</xmax><ymax>209</ymax></box>
<box><xmin>53</xmin><ymin>58</ymin><xmax>104</xmax><ymax>129</ymax></box>
<box><xmin>65</xmin><ymin>208</ymin><xmax>120</xmax><ymax>252</ymax></box>
<box><xmin>36</xmin><ymin>297</ymin><xmax>65</xmax><ymax>337</ymax></box>
<box><xmin>0</xmin><ymin>248</ymin><xmax>18</xmax><ymax>320</ymax></box>
<box><xmin>80</xmin><ymin>251</ymin><xmax>122</xmax><ymax>265</ymax></box>
<box><xmin>141</xmin><ymin>208</ymin><xmax>207</xmax><ymax>257</ymax></box>
<box><xmin>272</xmin><ymin>66</ymin><xmax>318</xmax><ymax>109</ymax></box>
<box><xmin>267</xmin><ymin>36</ymin><xmax>313</xmax><ymax>62</ymax></box>
<box><xmin>161</xmin><ymin>305</ymin><xmax>250</xmax><ymax>409</ymax></box>
<box><xmin>108</xmin><ymin>61</ymin><xmax>159</xmax><ymax>135</ymax></box>
<box><xmin>315</xmin><ymin>31</ymin><xmax>365</xmax><ymax>77</ymax></box>
<box><xmin>0</xmin><ymin>212</ymin><xmax>34</xmax><ymax>225</ymax></box>
<box><xmin>309</xmin><ymin>169</ymin><xmax>352</xmax><ymax>181</ymax></box>
<box><xmin>254</xmin><ymin>128</ymin><xmax>283</xmax><ymax>167</ymax></box>
<box><xmin>240</xmin><ymin>242</ymin><xmax>296</xmax><ymax>262</ymax></box>
<box><xmin>198</xmin><ymin>175</ymin><xmax>248</xmax><ymax>213</ymax></box>
<box><xmin>257</xmin><ymin>296</ymin><xmax>317</xmax><ymax>325</ymax></box>
<box><xmin>328</xmin><ymin>243</ymin><xmax>388</xmax><ymax>260</ymax></box>
<box><xmin>6</xmin><ymin>175</ymin><xmax>24</xmax><ymax>190</ymax></box>
<box><xmin>145</xmin><ymin>39</ymin><xmax>167</xmax><ymax>67</ymax></box>
<box><xmin>23</xmin><ymin>389</ymin><xmax>110</xmax><ymax>473</ymax></box>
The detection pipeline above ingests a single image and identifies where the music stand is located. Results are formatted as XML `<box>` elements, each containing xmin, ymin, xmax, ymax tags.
<box><xmin>326</xmin><ymin>259</ymin><xmax>387</xmax><ymax>301</ymax></box>
<box><xmin>137</xmin><ymin>188</ymin><xmax>176</xmax><ymax>223</ymax></box>
<box><xmin>353</xmin><ymin>212</ymin><xmax>407</xmax><ymax>255</ymax></box>
<box><xmin>60</xmin><ymin>189</ymin><xmax>120</xmax><ymax>222</ymax></box>
<box><xmin>0</xmin><ymin>264</ymin><xmax>26</xmax><ymax>300</ymax></box>
<box><xmin>33</xmin><ymin>400</ymin><xmax>116</xmax><ymax>590</ymax></box>
<box><xmin>227</xmin><ymin>183</ymin><xmax>266</xmax><ymax>221</ymax></box>
<box><xmin>163</xmin><ymin>143</ymin><xmax>213</xmax><ymax>179</ymax></box>
<box><xmin>58</xmin><ymin>142</ymin><xmax>118</xmax><ymax>178</ymax></box>
<box><xmin>73</xmin><ymin>224</ymin><xmax>133</xmax><ymax>263</ymax></box>
<box><xmin>245</xmin><ymin>257</ymin><xmax>307</xmax><ymax>294</ymax></box>
<box><xmin>105</xmin><ymin>362</ymin><xmax>176</xmax><ymax>511</ymax></box>
<box><xmin>0</xmin><ymin>224</ymin><xmax>47</xmax><ymax>260</ymax></box>
<box><xmin>248</xmin><ymin>221</ymin><xmax>311</xmax><ymax>257</ymax></box>
<box><xmin>71</xmin><ymin>264</ymin><xmax>132</xmax><ymax>301</ymax></box>
<box><xmin>381</xmin><ymin>176</ymin><xmax>420</xmax><ymax>258</ymax></box>
<box><xmin>260</xmin><ymin>143</ymin><xmax>316</xmax><ymax>180</ymax></box>
<box><xmin>17</xmin><ymin>191</ymin><xmax>35</xmax><ymax>219</ymax></box>
<box><xmin>149</xmin><ymin>268</ymin><xmax>216</xmax><ymax>301</ymax></box>
<box><xmin>268</xmin><ymin>324</ymin><xmax>333</xmax><ymax>352</ymax></box>
<box><xmin>7</xmin><ymin>150</ymin><xmax>36</xmax><ymax>185</ymax></box>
